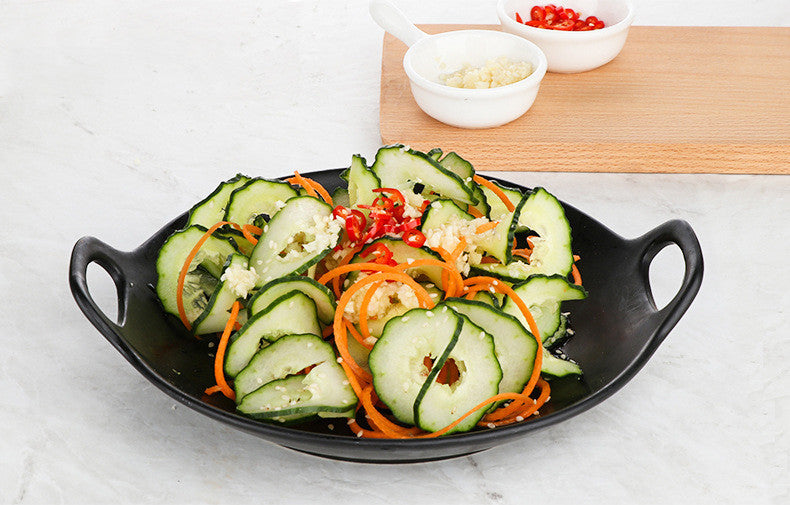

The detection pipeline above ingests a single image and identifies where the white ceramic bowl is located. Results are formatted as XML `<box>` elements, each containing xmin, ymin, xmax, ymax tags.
<box><xmin>404</xmin><ymin>30</ymin><xmax>548</xmax><ymax>129</ymax></box>
<box><xmin>497</xmin><ymin>0</ymin><xmax>635</xmax><ymax>73</ymax></box>
<box><xmin>370</xmin><ymin>0</ymin><xmax>547</xmax><ymax>129</ymax></box>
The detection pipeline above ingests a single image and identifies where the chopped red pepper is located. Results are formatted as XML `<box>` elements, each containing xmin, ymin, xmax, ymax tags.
<box><xmin>516</xmin><ymin>5</ymin><xmax>605</xmax><ymax>30</ymax></box>
<box><xmin>372</xmin><ymin>187</ymin><xmax>405</xmax><ymax>205</ymax></box>
<box><xmin>402</xmin><ymin>229</ymin><xmax>426</xmax><ymax>248</ymax></box>
<box><xmin>361</xmin><ymin>242</ymin><xmax>396</xmax><ymax>266</ymax></box>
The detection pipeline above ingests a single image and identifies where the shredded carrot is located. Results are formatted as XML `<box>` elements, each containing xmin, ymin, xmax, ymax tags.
<box><xmin>240</xmin><ymin>225</ymin><xmax>259</xmax><ymax>245</ymax></box>
<box><xmin>345</xmin><ymin>318</ymin><xmax>373</xmax><ymax>350</ymax></box>
<box><xmin>571</xmin><ymin>255</ymin><xmax>582</xmax><ymax>286</ymax></box>
<box><xmin>473</xmin><ymin>175</ymin><xmax>514</xmax><ymax>212</ymax></box>
<box><xmin>286</xmin><ymin>171</ymin><xmax>318</xmax><ymax>198</ymax></box>
<box><xmin>467</xmin><ymin>205</ymin><xmax>485</xmax><ymax>218</ymax></box>
<box><xmin>300</xmin><ymin>176</ymin><xmax>333</xmax><ymax>206</ymax></box>
<box><xmin>359</xmin><ymin>385</ymin><xmax>422</xmax><ymax>438</ymax></box>
<box><xmin>450</xmin><ymin>237</ymin><xmax>467</xmax><ymax>261</ymax></box>
<box><xmin>204</xmin><ymin>300</ymin><xmax>240</xmax><ymax>400</ymax></box>
<box><xmin>176</xmin><ymin>221</ymin><xmax>232</xmax><ymax>330</ymax></box>
<box><xmin>480</xmin><ymin>379</ymin><xmax>551</xmax><ymax>426</ymax></box>
<box><xmin>317</xmin><ymin>262</ymin><xmax>401</xmax><ymax>286</ymax></box>
<box><xmin>347</xmin><ymin>418</ymin><xmax>390</xmax><ymax>439</ymax></box>
<box><xmin>475</xmin><ymin>221</ymin><xmax>499</xmax><ymax>234</ymax></box>
<box><xmin>512</xmin><ymin>248</ymin><xmax>532</xmax><ymax>261</ymax></box>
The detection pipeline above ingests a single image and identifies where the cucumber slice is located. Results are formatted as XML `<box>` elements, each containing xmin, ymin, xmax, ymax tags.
<box><xmin>237</xmin><ymin>361</ymin><xmax>357</xmax><ymax>421</ymax></box>
<box><xmin>543</xmin><ymin>313</ymin><xmax>569</xmax><ymax>348</ymax></box>
<box><xmin>414</xmin><ymin>313</ymin><xmax>502</xmax><ymax>434</ymax></box>
<box><xmin>234</xmin><ymin>334</ymin><xmax>337</xmax><ymax>400</ymax></box>
<box><xmin>470</xmin><ymin>290</ymin><xmax>498</xmax><ymax>308</ymax></box>
<box><xmin>224</xmin><ymin>291</ymin><xmax>321</xmax><ymax>377</ymax></box>
<box><xmin>540</xmin><ymin>347</ymin><xmax>582</xmax><ymax>377</ymax></box>
<box><xmin>249</xmin><ymin>196</ymin><xmax>340</xmax><ymax>286</ymax></box>
<box><xmin>342</xmin><ymin>154</ymin><xmax>380</xmax><ymax>208</ymax></box>
<box><xmin>369</xmin><ymin>307</ymin><xmax>462</xmax><ymax>425</ymax></box>
<box><xmin>248</xmin><ymin>275</ymin><xmax>336</xmax><ymax>325</ymax></box>
<box><xmin>369</xmin><ymin>306</ymin><xmax>502</xmax><ymax>434</ymax></box>
<box><xmin>438</xmin><ymin>152</ymin><xmax>490</xmax><ymax>217</ymax></box>
<box><xmin>192</xmin><ymin>254</ymin><xmax>251</xmax><ymax>335</ymax></box>
<box><xmin>517</xmin><ymin>187</ymin><xmax>574</xmax><ymax>277</ymax></box>
<box><xmin>427</xmin><ymin>148</ymin><xmax>443</xmax><ymax>161</ymax></box>
<box><xmin>421</xmin><ymin>198</ymin><xmax>524</xmax><ymax>264</ymax></box>
<box><xmin>371</xmin><ymin>145</ymin><xmax>476</xmax><ymax>205</ymax></box>
<box><xmin>219</xmin><ymin>228</ymin><xmax>256</xmax><ymax>256</ymax></box>
<box><xmin>187</xmin><ymin>174</ymin><xmax>250</xmax><ymax>228</ymax></box>
<box><xmin>501</xmin><ymin>275</ymin><xmax>587</xmax><ymax>343</ymax></box>
<box><xmin>420</xmin><ymin>198</ymin><xmax>474</xmax><ymax>231</ymax></box>
<box><xmin>331</xmin><ymin>187</ymin><xmax>350</xmax><ymax>208</ymax></box>
<box><xmin>442</xmin><ymin>298</ymin><xmax>537</xmax><ymax>397</ymax></box>
<box><xmin>482</xmin><ymin>180</ymin><xmax>524</xmax><ymax>221</ymax></box>
<box><xmin>155</xmin><ymin>226</ymin><xmax>237</xmax><ymax>321</ymax></box>
<box><xmin>175</xmin><ymin>267</ymin><xmax>219</xmax><ymax>325</ymax></box>
<box><xmin>223</xmin><ymin>178</ymin><xmax>299</xmax><ymax>226</ymax></box>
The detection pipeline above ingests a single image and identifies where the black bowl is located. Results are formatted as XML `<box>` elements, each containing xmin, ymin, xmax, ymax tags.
<box><xmin>69</xmin><ymin>169</ymin><xmax>703</xmax><ymax>463</ymax></box>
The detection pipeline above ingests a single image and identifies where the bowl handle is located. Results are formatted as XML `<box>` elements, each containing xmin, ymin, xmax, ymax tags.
<box><xmin>69</xmin><ymin>236</ymin><xmax>130</xmax><ymax>343</ymax></box>
<box><xmin>637</xmin><ymin>219</ymin><xmax>704</xmax><ymax>340</ymax></box>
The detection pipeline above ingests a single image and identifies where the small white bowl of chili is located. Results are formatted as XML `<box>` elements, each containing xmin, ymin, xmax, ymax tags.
<box><xmin>497</xmin><ymin>0</ymin><xmax>635</xmax><ymax>73</ymax></box>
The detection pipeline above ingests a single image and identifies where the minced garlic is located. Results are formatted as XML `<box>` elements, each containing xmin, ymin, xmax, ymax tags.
<box><xmin>441</xmin><ymin>57</ymin><xmax>533</xmax><ymax>89</ymax></box>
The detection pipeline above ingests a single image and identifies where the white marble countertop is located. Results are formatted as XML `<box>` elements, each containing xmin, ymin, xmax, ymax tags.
<box><xmin>1</xmin><ymin>0</ymin><xmax>788</xmax><ymax>503</ymax></box>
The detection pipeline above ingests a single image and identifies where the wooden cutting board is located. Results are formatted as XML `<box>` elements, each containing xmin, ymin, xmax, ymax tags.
<box><xmin>379</xmin><ymin>25</ymin><xmax>790</xmax><ymax>174</ymax></box>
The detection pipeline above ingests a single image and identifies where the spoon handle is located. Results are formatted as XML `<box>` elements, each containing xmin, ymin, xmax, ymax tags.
<box><xmin>369</xmin><ymin>0</ymin><xmax>428</xmax><ymax>47</ymax></box>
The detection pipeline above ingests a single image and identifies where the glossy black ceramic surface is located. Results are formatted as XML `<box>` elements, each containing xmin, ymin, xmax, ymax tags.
<box><xmin>69</xmin><ymin>169</ymin><xmax>703</xmax><ymax>463</ymax></box>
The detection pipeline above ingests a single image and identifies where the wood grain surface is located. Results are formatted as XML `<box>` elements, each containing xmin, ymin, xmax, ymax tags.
<box><xmin>379</xmin><ymin>25</ymin><xmax>790</xmax><ymax>174</ymax></box>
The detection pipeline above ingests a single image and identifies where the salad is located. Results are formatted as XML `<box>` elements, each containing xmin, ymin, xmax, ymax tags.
<box><xmin>154</xmin><ymin>145</ymin><xmax>586</xmax><ymax>438</ymax></box>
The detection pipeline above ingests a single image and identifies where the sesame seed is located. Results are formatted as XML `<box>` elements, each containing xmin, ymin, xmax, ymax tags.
<box><xmin>486</xmin><ymin>423</ymin><xmax>496</xmax><ymax>429</ymax></box>
<box><xmin>356</xmin><ymin>431</ymin><xmax>364</xmax><ymax>438</ymax></box>
<box><xmin>336</xmin><ymin>357</ymin><xmax>343</xmax><ymax>363</ymax></box>
<box><xmin>426</xmin><ymin>312</ymin><xmax>434</xmax><ymax>318</ymax></box>
<box><xmin>515</xmin><ymin>416</ymin><xmax>524</xmax><ymax>422</ymax></box>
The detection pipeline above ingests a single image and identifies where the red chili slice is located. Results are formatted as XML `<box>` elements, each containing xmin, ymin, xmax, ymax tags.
<box><xmin>553</xmin><ymin>19</ymin><xmax>574</xmax><ymax>30</ymax></box>
<box><xmin>344</xmin><ymin>209</ymin><xmax>366</xmax><ymax>243</ymax></box>
<box><xmin>526</xmin><ymin>5</ymin><xmax>605</xmax><ymax>31</ymax></box>
<box><xmin>516</xmin><ymin>11</ymin><xmax>524</xmax><ymax>23</ymax></box>
<box><xmin>402</xmin><ymin>229</ymin><xmax>426</xmax><ymax>248</ymax></box>
<box><xmin>372</xmin><ymin>187</ymin><xmax>405</xmax><ymax>206</ymax></box>
<box><xmin>361</xmin><ymin>242</ymin><xmax>394</xmax><ymax>264</ymax></box>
